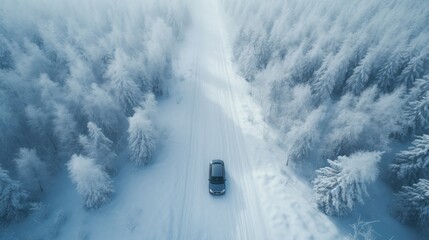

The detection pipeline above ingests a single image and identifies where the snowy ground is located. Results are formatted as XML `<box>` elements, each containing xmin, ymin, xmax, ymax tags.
<box><xmin>3</xmin><ymin>1</ymin><xmax>422</xmax><ymax>239</ymax></box>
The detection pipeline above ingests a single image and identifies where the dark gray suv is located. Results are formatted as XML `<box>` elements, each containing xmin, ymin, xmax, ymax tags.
<box><xmin>209</xmin><ymin>159</ymin><xmax>226</xmax><ymax>195</ymax></box>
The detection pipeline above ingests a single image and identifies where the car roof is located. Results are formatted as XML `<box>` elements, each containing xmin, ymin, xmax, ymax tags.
<box><xmin>211</xmin><ymin>163</ymin><xmax>223</xmax><ymax>177</ymax></box>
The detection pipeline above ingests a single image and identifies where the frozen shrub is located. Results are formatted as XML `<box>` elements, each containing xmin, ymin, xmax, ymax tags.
<box><xmin>347</xmin><ymin>218</ymin><xmax>378</xmax><ymax>240</ymax></box>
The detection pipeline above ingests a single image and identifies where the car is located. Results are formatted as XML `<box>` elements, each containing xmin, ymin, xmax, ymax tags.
<box><xmin>209</xmin><ymin>159</ymin><xmax>226</xmax><ymax>195</ymax></box>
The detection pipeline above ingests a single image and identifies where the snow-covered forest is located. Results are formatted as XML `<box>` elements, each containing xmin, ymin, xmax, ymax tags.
<box><xmin>0</xmin><ymin>0</ymin><xmax>189</xmax><ymax>223</ymax></box>
<box><xmin>1</xmin><ymin>0</ymin><xmax>429</xmax><ymax>238</ymax></box>
<box><xmin>223</xmin><ymin>0</ymin><xmax>429</xmax><ymax>229</ymax></box>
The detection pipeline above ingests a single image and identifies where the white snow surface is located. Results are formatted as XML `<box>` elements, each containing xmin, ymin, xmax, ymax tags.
<box><xmin>3</xmin><ymin>1</ymin><xmax>421</xmax><ymax>239</ymax></box>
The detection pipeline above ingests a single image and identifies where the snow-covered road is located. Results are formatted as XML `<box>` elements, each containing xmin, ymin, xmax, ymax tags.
<box><xmin>172</xmin><ymin>1</ymin><xmax>270</xmax><ymax>239</ymax></box>
<box><xmin>142</xmin><ymin>0</ymin><xmax>272</xmax><ymax>238</ymax></box>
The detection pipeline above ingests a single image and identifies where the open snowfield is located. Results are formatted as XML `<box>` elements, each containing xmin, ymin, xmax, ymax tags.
<box><xmin>2</xmin><ymin>0</ymin><xmax>425</xmax><ymax>239</ymax></box>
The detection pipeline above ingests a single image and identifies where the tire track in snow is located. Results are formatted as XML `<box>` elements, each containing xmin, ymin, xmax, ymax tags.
<box><xmin>216</xmin><ymin>3</ymin><xmax>273</xmax><ymax>239</ymax></box>
<box><xmin>204</xmin><ymin>2</ymin><xmax>272</xmax><ymax>239</ymax></box>
<box><xmin>178</xmin><ymin>39</ymin><xmax>201</xmax><ymax>239</ymax></box>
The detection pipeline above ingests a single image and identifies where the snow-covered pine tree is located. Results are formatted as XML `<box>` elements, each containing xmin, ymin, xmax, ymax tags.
<box><xmin>390</xmin><ymin>134</ymin><xmax>429</xmax><ymax>186</ymax></box>
<box><xmin>79</xmin><ymin>122</ymin><xmax>116</xmax><ymax>173</ymax></box>
<box><xmin>397</xmin><ymin>55</ymin><xmax>426</xmax><ymax>89</ymax></box>
<box><xmin>127</xmin><ymin>95</ymin><xmax>156</xmax><ymax>166</ymax></box>
<box><xmin>405</xmin><ymin>95</ymin><xmax>429</xmax><ymax>133</ymax></box>
<box><xmin>105</xmin><ymin>49</ymin><xmax>142</xmax><ymax>115</ymax></box>
<box><xmin>14</xmin><ymin>148</ymin><xmax>47</xmax><ymax>193</ymax></box>
<box><xmin>24</xmin><ymin>105</ymin><xmax>58</xmax><ymax>154</ymax></box>
<box><xmin>83</xmin><ymin>83</ymin><xmax>123</xmax><ymax>135</ymax></box>
<box><xmin>404</xmin><ymin>75</ymin><xmax>429</xmax><ymax>105</ymax></box>
<box><xmin>313</xmin><ymin>151</ymin><xmax>383</xmax><ymax>216</ymax></box>
<box><xmin>286</xmin><ymin>107</ymin><xmax>323</xmax><ymax>164</ymax></box>
<box><xmin>53</xmin><ymin>104</ymin><xmax>78</xmax><ymax>156</ymax></box>
<box><xmin>0</xmin><ymin>166</ymin><xmax>31</xmax><ymax>222</ymax></box>
<box><xmin>403</xmin><ymin>76</ymin><xmax>429</xmax><ymax>133</ymax></box>
<box><xmin>0</xmin><ymin>90</ymin><xmax>19</xmax><ymax>162</ymax></box>
<box><xmin>25</xmin><ymin>105</ymin><xmax>49</xmax><ymax>135</ymax></box>
<box><xmin>311</xmin><ymin>52</ymin><xmax>348</xmax><ymax>101</ymax></box>
<box><xmin>67</xmin><ymin>154</ymin><xmax>114</xmax><ymax>209</ymax></box>
<box><xmin>0</xmin><ymin>37</ymin><xmax>14</xmax><ymax>70</ymax></box>
<box><xmin>311</xmin><ymin>54</ymin><xmax>336</xmax><ymax>101</ymax></box>
<box><xmin>236</xmin><ymin>42</ymin><xmax>259</xmax><ymax>82</ymax></box>
<box><xmin>394</xmin><ymin>178</ymin><xmax>429</xmax><ymax>227</ymax></box>
<box><xmin>346</xmin><ymin>61</ymin><xmax>370</xmax><ymax>95</ymax></box>
<box><xmin>377</xmin><ymin>51</ymin><xmax>404</xmax><ymax>92</ymax></box>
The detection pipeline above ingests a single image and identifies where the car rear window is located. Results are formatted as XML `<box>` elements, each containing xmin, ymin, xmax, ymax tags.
<box><xmin>211</xmin><ymin>163</ymin><xmax>223</xmax><ymax>177</ymax></box>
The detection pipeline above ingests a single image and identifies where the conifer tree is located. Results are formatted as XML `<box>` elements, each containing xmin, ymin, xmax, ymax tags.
<box><xmin>0</xmin><ymin>166</ymin><xmax>31</xmax><ymax>222</ymax></box>
<box><xmin>313</xmin><ymin>151</ymin><xmax>382</xmax><ymax>216</ymax></box>
<box><xmin>14</xmin><ymin>148</ymin><xmax>47</xmax><ymax>193</ymax></box>
<box><xmin>67</xmin><ymin>154</ymin><xmax>114</xmax><ymax>209</ymax></box>
<box><xmin>79</xmin><ymin>122</ymin><xmax>116</xmax><ymax>173</ymax></box>
<box><xmin>394</xmin><ymin>179</ymin><xmax>429</xmax><ymax>227</ymax></box>
<box><xmin>128</xmin><ymin>95</ymin><xmax>156</xmax><ymax>166</ymax></box>
<box><xmin>390</xmin><ymin>134</ymin><xmax>429</xmax><ymax>186</ymax></box>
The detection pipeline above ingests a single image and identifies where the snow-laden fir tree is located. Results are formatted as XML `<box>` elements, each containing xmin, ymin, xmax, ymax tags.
<box><xmin>25</xmin><ymin>105</ymin><xmax>57</xmax><ymax>153</ymax></box>
<box><xmin>67</xmin><ymin>154</ymin><xmax>114</xmax><ymax>209</ymax></box>
<box><xmin>346</xmin><ymin>57</ymin><xmax>371</xmax><ymax>95</ymax></box>
<box><xmin>313</xmin><ymin>151</ymin><xmax>383</xmax><ymax>216</ymax></box>
<box><xmin>128</xmin><ymin>94</ymin><xmax>156</xmax><ymax>166</ymax></box>
<box><xmin>398</xmin><ymin>54</ymin><xmax>426</xmax><ymax>89</ymax></box>
<box><xmin>0</xmin><ymin>166</ymin><xmax>31</xmax><ymax>222</ymax></box>
<box><xmin>390</xmin><ymin>134</ymin><xmax>429</xmax><ymax>186</ymax></box>
<box><xmin>105</xmin><ymin>49</ymin><xmax>142</xmax><ymax>115</ymax></box>
<box><xmin>404</xmin><ymin>75</ymin><xmax>429</xmax><ymax>106</ymax></box>
<box><xmin>394</xmin><ymin>178</ymin><xmax>429</xmax><ymax>227</ymax></box>
<box><xmin>0</xmin><ymin>37</ymin><xmax>14</xmax><ymax>70</ymax></box>
<box><xmin>25</xmin><ymin>105</ymin><xmax>49</xmax><ymax>135</ymax></box>
<box><xmin>376</xmin><ymin>51</ymin><xmax>407</xmax><ymax>92</ymax></box>
<box><xmin>14</xmin><ymin>148</ymin><xmax>47</xmax><ymax>193</ymax></box>
<box><xmin>83</xmin><ymin>84</ymin><xmax>123</xmax><ymax>135</ymax></box>
<box><xmin>286</xmin><ymin>107</ymin><xmax>323</xmax><ymax>163</ymax></box>
<box><xmin>311</xmin><ymin>53</ymin><xmax>348</xmax><ymax>101</ymax></box>
<box><xmin>403</xmin><ymin>76</ymin><xmax>429</xmax><ymax>133</ymax></box>
<box><xmin>53</xmin><ymin>104</ymin><xmax>78</xmax><ymax>156</ymax></box>
<box><xmin>79</xmin><ymin>122</ymin><xmax>116</xmax><ymax>173</ymax></box>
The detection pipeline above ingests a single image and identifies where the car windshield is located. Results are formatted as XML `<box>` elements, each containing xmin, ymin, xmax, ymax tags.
<box><xmin>210</xmin><ymin>177</ymin><xmax>224</xmax><ymax>183</ymax></box>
